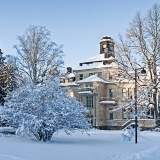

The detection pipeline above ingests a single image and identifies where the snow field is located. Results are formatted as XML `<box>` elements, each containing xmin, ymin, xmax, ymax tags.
<box><xmin>0</xmin><ymin>130</ymin><xmax>160</xmax><ymax>160</ymax></box>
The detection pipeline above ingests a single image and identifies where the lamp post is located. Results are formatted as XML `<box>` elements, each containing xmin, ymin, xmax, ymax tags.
<box><xmin>134</xmin><ymin>68</ymin><xmax>146</xmax><ymax>144</ymax></box>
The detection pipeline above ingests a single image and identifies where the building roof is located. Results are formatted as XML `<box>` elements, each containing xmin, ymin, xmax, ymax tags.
<box><xmin>81</xmin><ymin>54</ymin><xmax>115</xmax><ymax>63</ymax></box>
<box><xmin>74</xmin><ymin>53</ymin><xmax>117</xmax><ymax>71</ymax></box>
<box><xmin>74</xmin><ymin>61</ymin><xmax>118</xmax><ymax>71</ymax></box>
<box><xmin>76</xmin><ymin>75</ymin><xmax>111</xmax><ymax>84</ymax></box>
<box><xmin>100</xmin><ymin>36</ymin><xmax>114</xmax><ymax>43</ymax></box>
<box><xmin>67</xmin><ymin>73</ymin><xmax>75</xmax><ymax>78</ymax></box>
<box><xmin>60</xmin><ymin>82</ymin><xmax>78</xmax><ymax>87</ymax></box>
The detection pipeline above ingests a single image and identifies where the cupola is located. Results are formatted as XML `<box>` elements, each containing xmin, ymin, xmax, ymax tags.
<box><xmin>99</xmin><ymin>36</ymin><xmax>115</xmax><ymax>58</ymax></box>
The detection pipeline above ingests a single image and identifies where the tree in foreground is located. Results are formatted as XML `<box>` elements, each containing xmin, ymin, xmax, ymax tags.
<box><xmin>1</xmin><ymin>77</ymin><xmax>90</xmax><ymax>141</ymax></box>
<box><xmin>14</xmin><ymin>25</ymin><xmax>64</xmax><ymax>84</ymax></box>
<box><xmin>113</xmin><ymin>4</ymin><xmax>160</xmax><ymax>125</ymax></box>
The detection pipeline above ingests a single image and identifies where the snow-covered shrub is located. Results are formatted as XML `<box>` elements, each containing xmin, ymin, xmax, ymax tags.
<box><xmin>0</xmin><ymin>106</ymin><xmax>18</xmax><ymax>128</ymax></box>
<box><xmin>2</xmin><ymin>77</ymin><xmax>90</xmax><ymax>141</ymax></box>
<box><xmin>121</xmin><ymin>128</ymin><xmax>134</xmax><ymax>141</ymax></box>
<box><xmin>155</xmin><ymin>127</ymin><xmax>160</xmax><ymax>132</ymax></box>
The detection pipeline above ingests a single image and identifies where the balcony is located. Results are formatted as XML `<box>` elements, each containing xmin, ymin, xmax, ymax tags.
<box><xmin>99</xmin><ymin>97</ymin><xmax>116</xmax><ymax>104</ymax></box>
<box><xmin>78</xmin><ymin>87</ymin><xmax>97</xmax><ymax>95</ymax></box>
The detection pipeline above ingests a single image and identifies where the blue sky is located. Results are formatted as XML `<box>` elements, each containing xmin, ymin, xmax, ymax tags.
<box><xmin>0</xmin><ymin>0</ymin><xmax>159</xmax><ymax>70</ymax></box>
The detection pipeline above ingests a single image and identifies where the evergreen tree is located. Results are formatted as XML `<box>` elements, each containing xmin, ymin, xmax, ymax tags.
<box><xmin>0</xmin><ymin>49</ymin><xmax>17</xmax><ymax>105</ymax></box>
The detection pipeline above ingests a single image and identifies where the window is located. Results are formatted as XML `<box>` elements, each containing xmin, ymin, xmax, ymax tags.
<box><xmin>107</xmin><ymin>43</ymin><xmax>110</xmax><ymax>51</ymax></box>
<box><xmin>86</xmin><ymin>84</ymin><xmax>90</xmax><ymax>87</ymax></box>
<box><xmin>109</xmin><ymin>108</ymin><xmax>113</xmax><ymax>119</ymax></box>
<box><xmin>123</xmin><ymin>112</ymin><xmax>127</xmax><ymax>119</ymax></box>
<box><xmin>109</xmin><ymin>89</ymin><xmax>113</xmax><ymax>100</ymax></box>
<box><xmin>103</xmin><ymin>44</ymin><xmax>106</xmax><ymax>49</ymax></box>
<box><xmin>98</xmin><ymin>72</ymin><xmax>102</xmax><ymax>77</ymax></box>
<box><xmin>86</xmin><ymin>96</ymin><xmax>93</xmax><ymax>108</ymax></box>
<box><xmin>147</xmin><ymin>107</ymin><xmax>154</xmax><ymax>119</ymax></box>
<box><xmin>89</xmin><ymin>72</ymin><xmax>102</xmax><ymax>77</ymax></box>
<box><xmin>109</xmin><ymin>75</ymin><xmax>112</xmax><ymax>80</ymax></box>
<box><xmin>122</xmin><ymin>109</ymin><xmax>127</xmax><ymax>119</ymax></box>
<box><xmin>102</xmin><ymin>44</ymin><xmax>107</xmax><ymax>51</ymax></box>
<box><xmin>128</xmin><ymin>88</ymin><xmax>132</xmax><ymax>99</ymax></box>
<box><xmin>129</xmin><ymin>112</ymin><xmax>133</xmax><ymax>119</ymax></box>
<box><xmin>108</xmin><ymin>72</ymin><xmax>112</xmax><ymax>80</ymax></box>
<box><xmin>122</xmin><ymin>88</ymin><xmax>127</xmax><ymax>98</ymax></box>
<box><xmin>89</xmin><ymin>73</ymin><xmax>93</xmax><ymax>76</ymax></box>
<box><xmin>79</xmin><ymin>74</ymin><xmax>83</xmax><ymax>80</ymax></box>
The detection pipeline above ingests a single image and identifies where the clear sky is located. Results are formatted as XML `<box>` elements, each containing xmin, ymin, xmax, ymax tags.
<box><xmin>0</xmin><ymin>0</ymin><xmax>160</xmax><ymax>71</ymax></box>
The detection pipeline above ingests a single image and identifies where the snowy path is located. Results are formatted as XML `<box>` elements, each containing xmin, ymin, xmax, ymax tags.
<box><xmin>0</xmin><ymin>130</ymin><xmax>160</xmax><ymax>160</ymax></box>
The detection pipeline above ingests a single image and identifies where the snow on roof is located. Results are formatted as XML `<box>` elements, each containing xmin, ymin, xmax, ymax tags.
<box><xmin>60</xmin><ymin>82</ymin><xmax>78</xmax><ymax>87</ymax></box>
<box><xmin>74</xmin><ymin>61</ymin><xmax>118</xmax><ymax>71</ymax></box>
<box><xmin>114</xmin><ymin>79</ymin><xmax>135</xmax><ymax>83</ymax></box>
<box><xmin>67</xmin><ymin>73</ymin><xmax>75</xmax><ymax>78</ymax></box>
<box><xmin>107</xmin><ymin>56</ymin><xmax>115</xmax><ymax>60</ymax></box>
<box><xmin>83</xmin><ymin>54</ymin><xmax>105</xmax><ymax>62</ymax></box>
<box><xmin>81</xmin><ymin>54</ymin><xmax>115</xmax><ymax>63</ymax></box>
<box><xmin>100</xmin><ymin>36</ymin><xmax>114</xmax><ymax>43</ymax></box>
<box><xmin>100</xmin><ymin>38</ymin><xmax>114</xmax><ymax>43</ymax></box>
<box><xmin>76</xmin><ymin>75</ymin><xmax>111</xmax><ymax>84</ymax></box>
<box><xmin>99</xmin><ymin>101</ymin><xmax>116</xmax><ymax>104</ymax></box>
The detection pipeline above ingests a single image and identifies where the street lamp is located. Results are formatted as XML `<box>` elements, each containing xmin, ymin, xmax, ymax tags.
<box><xmin>135</xmin><ymin>68</ymin><xmax>146</xmax><ymax>144</ymax></box>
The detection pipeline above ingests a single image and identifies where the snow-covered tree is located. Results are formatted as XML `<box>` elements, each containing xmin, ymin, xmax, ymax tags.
<box><xmin>113</xmin><ymin>4</ymin><xmax>160</xmax><ymax>125</ymax></box>
<box><xmin>2</xmin><ymin>77</ymin><xmax>90</xmax><ymax>141</ymax></box>
<box><xmin>14</xmin><ymin>25</ymin><xmax>64</xmax><ymax>84</ymax></box>
<box><xmin>0</xmin><ymin>49</ymin><xmax>17</xmax><ymax>105</ymax></box>
<box><xmin>5</xmin><ymin>54</ymin><xmax>28</xmax><ymax>85</ymax></box>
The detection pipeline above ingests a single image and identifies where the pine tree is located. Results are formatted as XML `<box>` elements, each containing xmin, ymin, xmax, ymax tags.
<box><xmin>0</xmin><ymin>49</ymin><xmax>17</xmax><ymax>105</ymax></box>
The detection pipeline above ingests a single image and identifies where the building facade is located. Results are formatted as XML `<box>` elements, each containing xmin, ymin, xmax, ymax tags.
<box><xmin>61</xmin><ymin>36</ymin><xmax>155</xmax><ymax>130</ymax></box>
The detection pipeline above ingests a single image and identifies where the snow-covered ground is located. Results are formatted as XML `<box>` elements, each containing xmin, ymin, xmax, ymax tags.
<box><xmin>0</xmin><ymin>129</ymin><xmax>160</xmax><ymax>160</ymax></box>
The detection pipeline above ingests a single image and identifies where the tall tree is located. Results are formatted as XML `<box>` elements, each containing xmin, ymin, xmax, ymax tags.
<box><xmin>14</xmin><ymin>25</ymin><xmax>64</xmax><ymax>84</ymax></box>
<box><xmin>115</xmin><ymin>4</ymin><xmax>160</xmax><ymax>125</ymax></box>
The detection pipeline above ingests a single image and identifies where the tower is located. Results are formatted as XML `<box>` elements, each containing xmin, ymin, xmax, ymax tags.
<box><xmin>99</xmin><ymin>36</ymin><xmax>115</xmax><ymax>58</ymax></box>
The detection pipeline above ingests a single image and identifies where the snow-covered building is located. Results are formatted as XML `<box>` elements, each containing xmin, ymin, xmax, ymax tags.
<box><xmin>61</xmin><ymin>36</ymin><xmax>155</xmax><ymax>130</ymax></box>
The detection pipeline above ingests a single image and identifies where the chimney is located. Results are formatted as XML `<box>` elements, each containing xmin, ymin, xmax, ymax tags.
<box><xmin>67</xmin><ymin>67</ymin><xmax>72</xmax><ymax>73</ymax></box>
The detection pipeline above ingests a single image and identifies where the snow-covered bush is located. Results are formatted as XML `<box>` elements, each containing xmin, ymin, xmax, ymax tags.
<box><xmin>2</xmin><ymin>77</ymin><xmax>90</xmax><ymax>141</ymax></box>
<box><xmin>155</xmin><ymin>127</ymin><xmax>160</xmax><ymax>132</ymax></box>
<box><xmin>121</xmin><ymin>128</ymin><xmax>134</xmax><ymax>141</ymax></box>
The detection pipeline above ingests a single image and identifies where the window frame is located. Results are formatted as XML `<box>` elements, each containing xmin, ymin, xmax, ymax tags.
<box><xmin>122</xmin><ymin>88</ymin><xmax>127</xmax><ymax>98</ymax></box>
<box><xmin>98</xmin><ymin>72</ymin><xmax>102</xmax><ymax>77</ymax></box>
<box><xmin>79</xmin><ymin>74</ymin><xmax>83</xmax><ymax>80</ymax></box>
<box><xmin>122</xmin><ymin>111</ymin><xmax>127</xmax><ymax>119</ymax></box>
<box><xmin>109</xmin><ymin>108</ymin><xmax>113</xmax><ymax>120</ymax></box>
<box><xmin>109</xmin><ymin>89</ymin><xmax>113</xmax><ymax>100</ymax></box>
<box><xmin>86</xmin><ymin>96</ymin><xmax>93</xmax><ymax>108</ymax></box>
